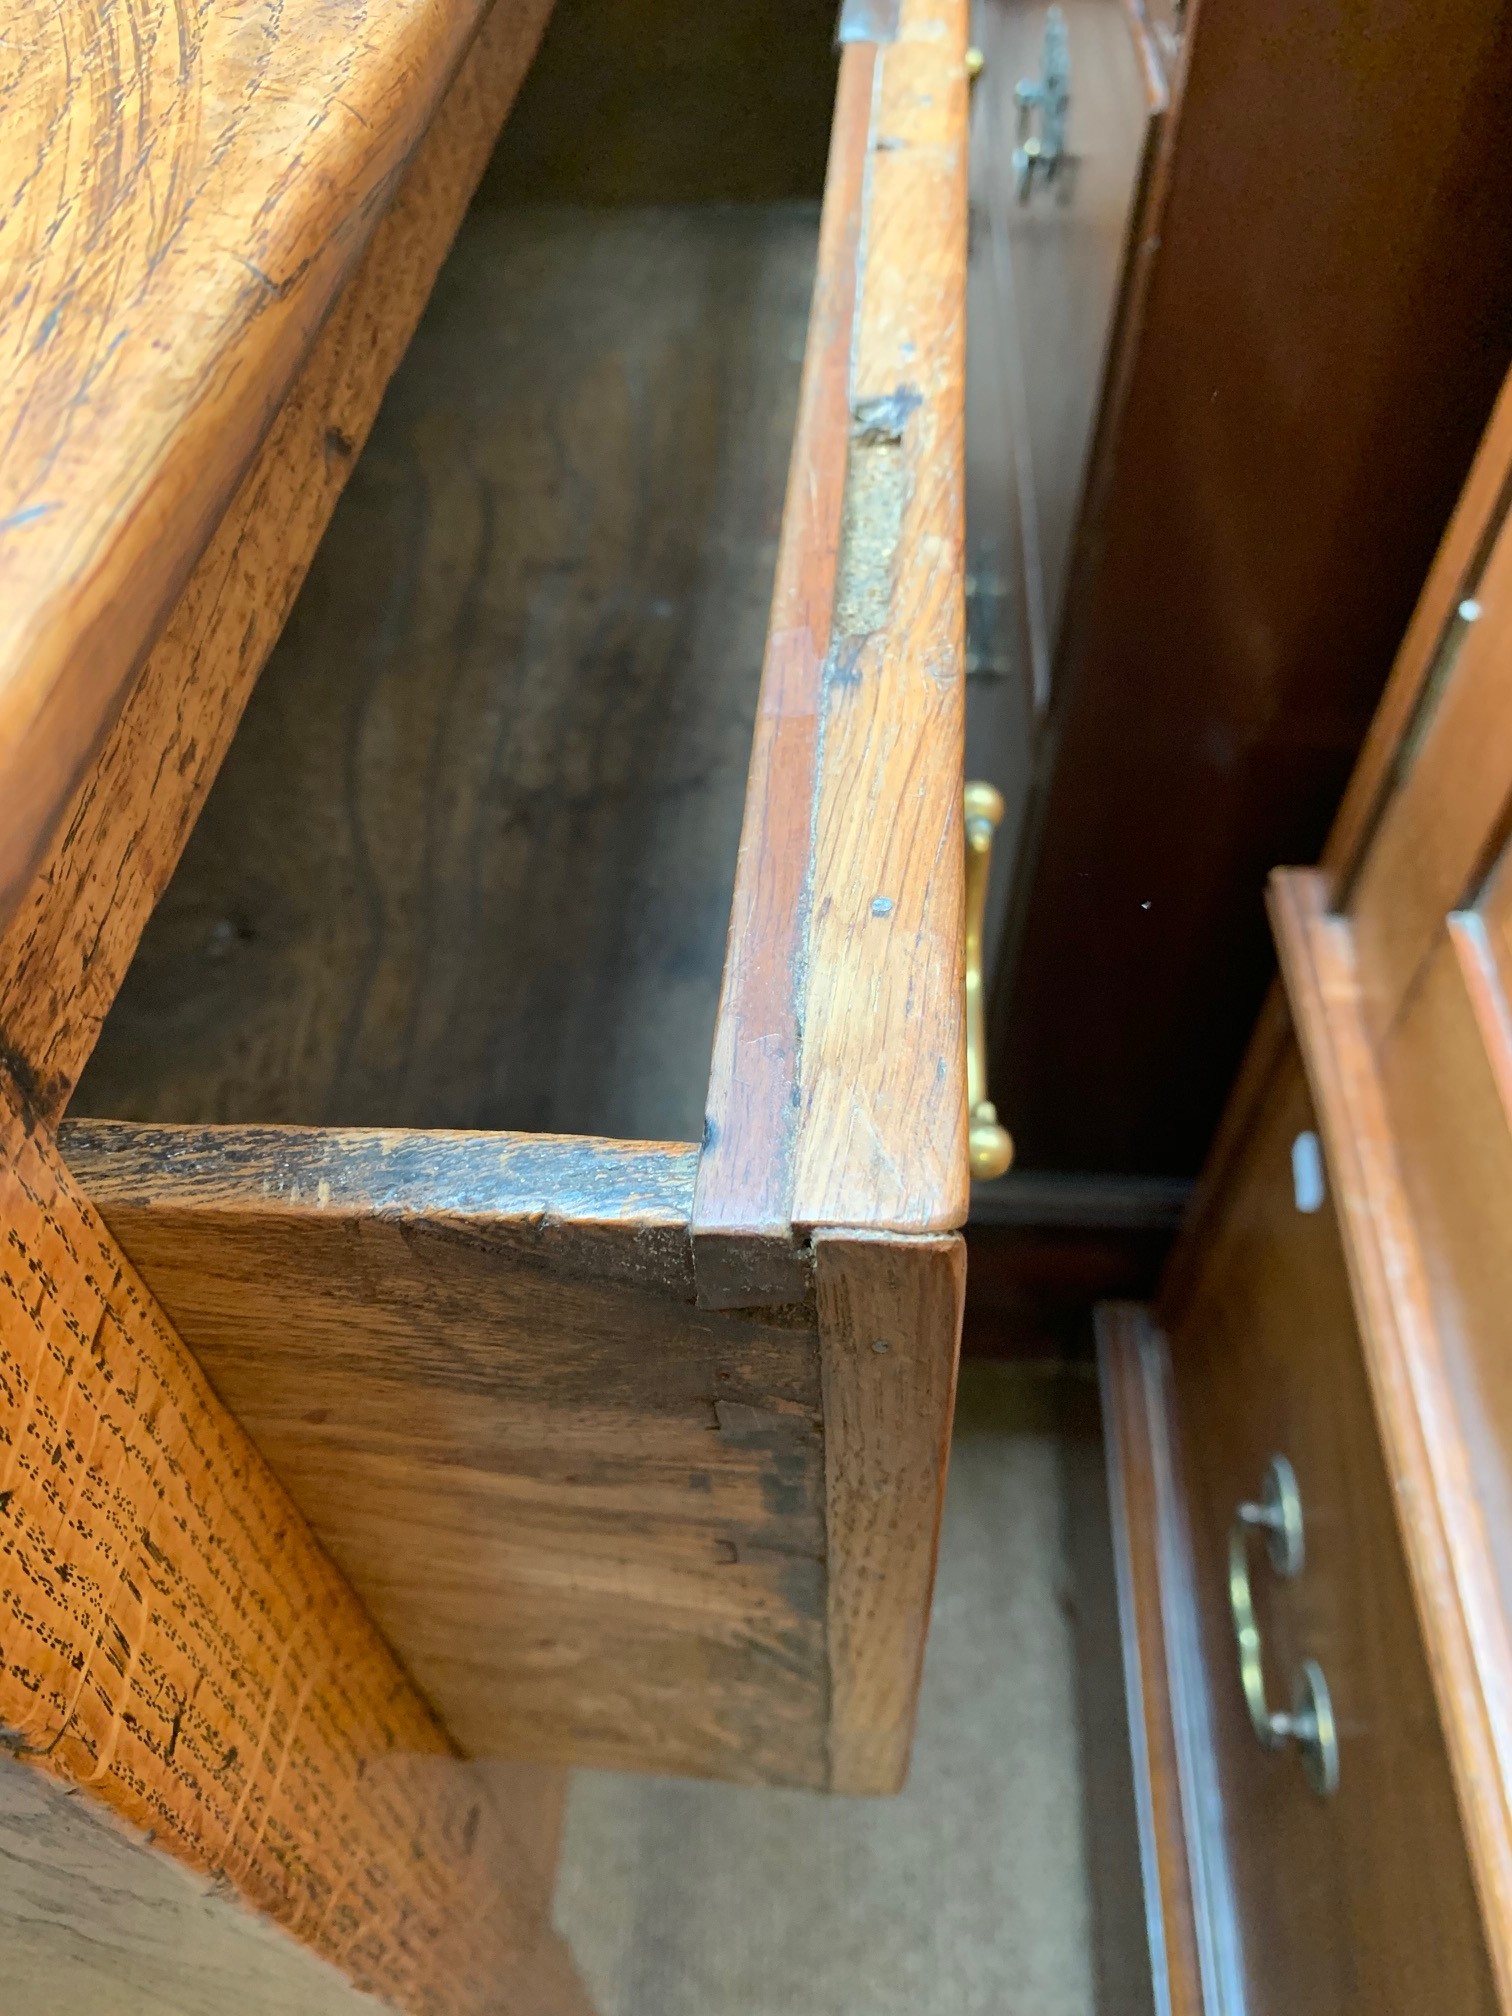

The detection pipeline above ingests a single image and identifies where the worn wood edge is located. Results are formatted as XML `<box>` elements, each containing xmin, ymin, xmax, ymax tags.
<box><xmin>696</xmin><ymin>1</ymin><xmax>977</xmax><ymax>1298</ymax></box>
<box><xmin>789</xmin><ymin>0</ymin><xmax>972</xmax><ymax>1240</ymax></box>
<box><xmin>0</xmin><ymin>0</ymin><xmax>520</xmax><ymax>941</ymax></box>
<box><xmin>690</xmin><ymin>42</ymin><xmax>877</xmax><ymax>1306</ymax></box>
<box><xmin>1114</xmin><ymin>0</ymin><xmax>1173</xmax><ymax>112</ymax></box>
<box><xmin>1123</xmin><ymin>1307</ymin><xmax>1245</xmax><ymax>2011</ymax></box>
<box><xmin>64</xmin><ymin>1120</ymin><xmax>702</xmax><ymax>1307</ymax></box>
<box><xmin>0</xmin><ymin>1078</ymin><xmax>592</xmax><ymax>2015</ymax></box>
<box><xmin>1345</xmin><ymin>508</ymin><xmax>1512</xmax><ymax>1049</ymax></box>
<box><xmin>1094</xmin><ymin>1304</ymin><xmax>1204</xmax><ymax>2016</ymax></box>
<box><xmin>815</xmin><ymin>1226</ymin><xmax>964</xmax><ymax>1794</ymax></box>
<box><xmin>1324</xmin><ymin>364</ymin><xmax>1512</xmax><ymax>889</ymax></box>
<box><xmin>0</xmin><ymin>3</ymin><xmax>555</xmax><ymax>1124</ymax></box>
<box><xmin>1271</xmin><ymin>867</ymin><xmax>1512</xmax><ymax>2007</ymax></box>
<box><xmin>60</xmin><ymin>1121</ymin><xmax>697</xmax><ymax>1227</ymax></box>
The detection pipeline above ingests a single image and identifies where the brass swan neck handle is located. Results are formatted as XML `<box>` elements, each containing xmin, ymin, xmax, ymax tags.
<box><xmin>964</xmin><ymin>782</ymin><xmax>1015</xmax><ymax>1182</ymax></box>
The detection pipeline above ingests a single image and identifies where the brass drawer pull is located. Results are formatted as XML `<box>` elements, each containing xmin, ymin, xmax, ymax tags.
<box><xmin>964</xmin><ymin>783</ymin><xmax>1015</xmax><ymax>1180</ymax></box>
<box><xmin>1228</xmin><ymin>1455</ymin><xmax>1340</xmax><ymax>1796</ymax></box>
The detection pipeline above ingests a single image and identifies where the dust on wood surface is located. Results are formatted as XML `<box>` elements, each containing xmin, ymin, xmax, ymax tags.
<box><xmin>77</xmin><ymin>205</ymin><xmax>818</xmax><ymax>1148</ymax></box>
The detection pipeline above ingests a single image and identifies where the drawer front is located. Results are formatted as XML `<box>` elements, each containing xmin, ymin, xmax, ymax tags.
<box><xmin>1163</xmin><ymin>1045</ymin><xmax>1496</xmax><ymax>2014</ymax></box>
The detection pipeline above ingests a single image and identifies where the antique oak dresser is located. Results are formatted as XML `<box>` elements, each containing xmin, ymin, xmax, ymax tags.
<box><xmin>0</xmin><ymin>0</ymin><xmax>996</xmax><ymax>2006</ymax></box>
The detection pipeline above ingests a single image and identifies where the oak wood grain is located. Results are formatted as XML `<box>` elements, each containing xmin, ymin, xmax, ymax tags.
<box><xmin>791</xmin><ymin>1</ymin><xmax>971</xmax><ymax>1236</ymax></box>
<box><xmin>695</xmin><ymin>0</ymin><xmax>972</xmax><ymax>1300</ymax></box>
<box><xmin>1271</xmin><ymin>870</ymin><xmax>1512</xmax><ymax>2011</ymax></box>
<box><xmin>691</xmin><ymin>41</ymin><xmax>876</xmax><ymax>1304</ymax></box>
<box><xmin>33</xmin><ymin>0</ymin><xmax>973</xmax><ymax>1815</ymax></box>
<box><xmin>61</xmin><ymin>1121</ymin><xmax>832</xmax><ymax>1788</ymax></box>
<box><xmin>0</xmin><ymin>0</ymin><xmax>549</xmax><ymax>939</ymax></box>
<box><xmin>0</xmin><ymin>1</ymin><xmax>554</xmax><ymax>1128</ymax></box>
<box><xmin>0</xmin><ymin>1076</ymin><xmax>591</xmax><ymax>2015</ymax></box>
<box><xmin>815</xmin><ymin>1230</ymin><xmax>964</xmax><ymax>1794</ymax></box>
<box><xmin>65</xmin><ymin>1125</ymin><xmax>971</xmax><ymax>1799</ymax></box>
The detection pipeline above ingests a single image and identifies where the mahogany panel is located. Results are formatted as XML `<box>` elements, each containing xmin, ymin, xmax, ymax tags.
<box><xmin>1324</xmin><ymin>367</ymin><xmax>1512</xmax><ymax>886</ymax></box>
<box><xmin>1157</xmin><ymin>1035</ymin><xmax>1497</xmax><ymax>2016</ymax></box>
<box><xmin>992</xmin><ymin>0</ymin><xmax>1512</xmax><ymax>1175</ymax></box>
<box><xmin>1271</xmin><ymin>872</ymin><xmax>1512</xmax><ymax>2009</ymax></box>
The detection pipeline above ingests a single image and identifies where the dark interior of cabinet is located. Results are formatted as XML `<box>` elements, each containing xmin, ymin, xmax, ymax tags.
<box><xmin>75</xmin><ymin>3</ymin><xmax>834</xmax><ymax>1146</ymax></box>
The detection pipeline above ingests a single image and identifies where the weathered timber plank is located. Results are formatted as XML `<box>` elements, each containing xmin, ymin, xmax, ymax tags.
<box><xmin>0</xmin><ymin>1</ymin><xmax>555</xmax><ymax>1124</ymax></box>
<box><xmin>693</xmin><ymin>0</ymin><xmax>971</xmax><ymax>1304</ymax></box>
<box><xmin>691</xmin><ymin>42</ymin><xmax>876</xmax><ymax>1303</ymax></box>
<box><xmin>0</xmin><ymin>0</ymin><xmax>559</xmax><ymax>935</ymax></box>
<box><xmin>62</xmin><ymin>1122</ymin><xmax>831</xmax><ymax>1788</ymax></box>
<box><xmin>792</xmin><ymin>0</ymin><xmax>971</xmax><ymax>1235</ymax></box>
<box><xmin>815</xmin><ymin>1228</ymin><xmax>964</xmax><ymax>1793</ymax></box>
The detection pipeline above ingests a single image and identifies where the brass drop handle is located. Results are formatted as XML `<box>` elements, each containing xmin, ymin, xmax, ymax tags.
<box><xmin>964</xmin><ymin>782</ymin><xmax>1014</xmax><ymax>1180</ymax></box>
<box><xmin>1228</xmin><ymin>1455</ymin><xmax>1340</xmax><ymax>1796</ymax></box>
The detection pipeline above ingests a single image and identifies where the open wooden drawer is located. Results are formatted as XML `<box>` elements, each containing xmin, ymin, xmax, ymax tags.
<box><xmin>0</xmin><ymin>0</ymin><xmax>979</xmax><ymax>1795</ymax></box>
